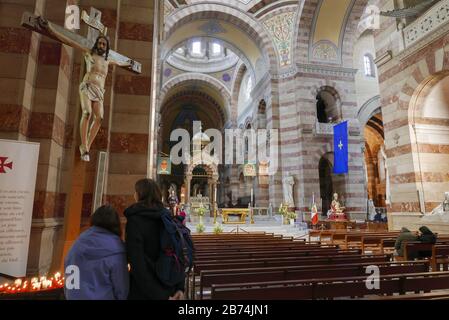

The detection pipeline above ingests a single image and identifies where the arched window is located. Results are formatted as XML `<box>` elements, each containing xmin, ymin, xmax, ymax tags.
<box><xmin>212</xmin><ymin>43</ymin><xmax>222</xmax><ymax>56</ymax></box>
<box><xmin>191</xmin><ymin>41</ymin><xmax>202</xmax><ymax>56</ymax></box>
<box><xmin>364</xmin><ymin>54</ymin><xmax>376</xmax><ymax>77</ymax></box>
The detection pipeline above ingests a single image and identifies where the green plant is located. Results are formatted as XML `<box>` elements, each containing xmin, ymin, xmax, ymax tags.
<box><xmin>278</xmin><ymin>203</ymin><xmax>288</xmax><ymax>216</ymax></box>
<box><xmin>213</xmin><ymin>223</ymin><xmax>224</xmax><ymax>234</ymax></box>
<box><xmin>279</xmin><ymin>204</ymin><xmax>295</xmax><ymax>219</ymax></box>
<box><xmin>287</xmin><ymin>211</ymin><xmax>297</xmax><ymax>220</ymax></box>
<box><xmin>196</xmin><ymin>223</ymin><xmax>205</xmax><ymax>233</ymax></box>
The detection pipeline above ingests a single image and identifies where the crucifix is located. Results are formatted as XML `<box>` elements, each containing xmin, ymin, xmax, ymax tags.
<box><xmin>22</xmin><ymin>8</ymin><xmax>142</xmax><ymax>162</ymax></box>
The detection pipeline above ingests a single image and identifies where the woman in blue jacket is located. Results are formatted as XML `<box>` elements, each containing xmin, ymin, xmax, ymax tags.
<box><xmin>64</xmin><ymin>205</ymin><xmax>129</xmax><ymax>300</ymax></box>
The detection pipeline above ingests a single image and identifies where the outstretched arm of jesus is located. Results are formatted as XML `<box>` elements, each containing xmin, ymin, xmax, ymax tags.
<box><xmin>110</xmin><ymin>57</ymin><xmax>134</xmax><ymax>67</ymax></box>
<box><xmin>38</xmin><ymin>17</ymin><xmax>89</xmax><ymax>53</ymax></box>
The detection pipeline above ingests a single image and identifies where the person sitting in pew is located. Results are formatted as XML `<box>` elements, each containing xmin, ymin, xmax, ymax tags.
<box><xmin>394</xmin><ymin>227</ymin><xmax>418</xmax><ymax>258</ymax></box>
<box><xmin>417</xmin><ymin>226</ymin><xmax>437</xmax><ymax>258</ymax></box>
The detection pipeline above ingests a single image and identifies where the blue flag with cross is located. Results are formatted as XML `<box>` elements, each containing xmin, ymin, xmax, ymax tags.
<box><xmin>333</xmin><ymin>121</ymin><xmax>348</xmax><ymax>174</ymax></box>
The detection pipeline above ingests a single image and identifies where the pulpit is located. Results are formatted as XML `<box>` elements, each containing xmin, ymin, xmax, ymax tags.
<box><xmin>328</xmin><ymin>220</ymin><xmax>349</xmax><ymax>230</ymax></box>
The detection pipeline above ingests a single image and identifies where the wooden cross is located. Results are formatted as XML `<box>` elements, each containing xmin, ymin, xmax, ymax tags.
<box><xmin>21</xmin><ymin>8</ymin><xmax>142</xmax><ymax>74</ymax></box>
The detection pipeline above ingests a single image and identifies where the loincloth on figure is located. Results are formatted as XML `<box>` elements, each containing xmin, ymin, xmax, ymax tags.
<box><xmin>79</xmin><ymin>82</ymin><xmax>105</xmax><ymax>102</ymax></box>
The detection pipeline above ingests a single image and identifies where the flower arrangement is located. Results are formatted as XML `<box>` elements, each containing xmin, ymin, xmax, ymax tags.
<box><xmin>196</xmin><ymin>205</ymin><xmax>206</xmax><ymax>217</ymax></box>
<box><xmin>286</xmin><ymin>211</ymin><xmax>297</xmax><ymax>220</ymax></box>
<box><xmin>196</xmin><ymin>223</ymin><xmax>205</xmax><ymax>233</ymax></box>
<box><xmin>213</xmin><ymin>223</ymin><xmax>224</xmax><ymax>234</ymax></box>
<box><xmin>278</xmin><ymin>203</ymin><xmax>289</xmax><ymax>216</ymax></box>
<box><xmin>278</xmin><ymin>203</ymin><xmax>296</xmax><ymax>224</ymax></box>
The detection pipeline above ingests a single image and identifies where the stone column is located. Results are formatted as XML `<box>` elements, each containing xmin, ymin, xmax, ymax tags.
<box><xmin>185</xmin><ymin>174</ymin><xmax>192</xmax><ymax>204</ymax></box>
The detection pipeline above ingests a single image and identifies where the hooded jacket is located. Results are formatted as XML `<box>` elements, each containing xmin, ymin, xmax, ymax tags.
<box><xmin>394</xmin><ymin>227</ymin><xmax>418</xmax><ymax>257</ymax></box>
<box><xmin>418</xmin><ymin>226</ymin><xmax>437</xmax><ymax>244</ymax></box>
<box><xmin>124</xmin><ymin>203</ymin><xmax>185</xmax><ymax>300</ymax></box>
<box><xmin>64</xmin><ymin>226</ymin><xmax>129</xmax><ymax>300</ymax></box>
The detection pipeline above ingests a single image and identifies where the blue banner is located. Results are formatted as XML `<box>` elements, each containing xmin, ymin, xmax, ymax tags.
<box><xmin>333</xmin><ymin>121</ymin><xmax>348</xmax><ymax>174</ymax></box>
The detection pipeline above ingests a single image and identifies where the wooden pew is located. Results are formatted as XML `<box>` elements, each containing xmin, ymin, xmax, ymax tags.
<box><xmin>195</xmin><ymin>249</ymin><xmax>361</xmax><ymax>263</ymax></box>
<box><xmin>401</xmin><ymin>242</ymin><xmax>434</xmax><ymax>261</ymax></box>
<box><xmin>199</xmin><ymin>261</ymin><xmax>428</xmax><ymax>299</ymax></box>
<box><xmin>190</xmin><ymin>254</ymin><xmax>390</xmax><ymax>299</ymax></box>
<box><xmin>431</xmin><ymin>245</ymin><xmax>449</xmax><ymax>271</ymax></box>
<box><xmin>210</xmin><ymin>271</ymin><xmax>449</xmax><ymax>300</ymax></box>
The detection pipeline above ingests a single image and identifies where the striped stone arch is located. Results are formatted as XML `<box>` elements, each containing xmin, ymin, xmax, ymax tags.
<box><xmin>409</xmin><ymin>71</ymin><xmax>449</xmax><ymax>122</ymax></box>
<box><xmin>186</xmin><ymin>162</ymin><xmax>219</xmax><ymax>178</ymax></box>
<box><xmin>395</xmin><ymin>45</ymin><xmax>449</xmax><ymax>121</ymax></box>
<box><xmin>231</xmin><ymin>62</ymin><xmax>248</xmax><ymax>125</ymax></box>
<box><xmin>159</xmin><ymin>73</ymin><xmax>231</xmax><ymax>118</ymax></box>
<box><xmin>311</xmin><ymin>83</ymin><xmax>343</xmax><ymax>102</ymax></box>
<box><xmin>162</xmin><ymin>90</ymin><xmax>227</xmax><ymax>128</ymax></box>
<box><xmin>294</xmin><ymin>0</ymin><xmax>318</xmax><ymax>64</ymax></box>
<box><xmin>311</xmin><ymin>83</ymin><xmax>344</xmax><ymax>120</ymax></box>
<box><xmin>341</xmin><ymin>0</ymin><xmax>370</xmax><ymax>66</ymax></box>
<box><xmin>295</xmin><ymin>0</ymin><xmax>370</xmax><ymax>66</ymax></box>
<box><xmin>164</xmin><ymin>3</ymin><xmax>279</xmax><ymax>75</ymax></box>
<box><xmin>313</xmin><ymin>143</ymin><xmax>334</xmax><ymax>163</ymax></box>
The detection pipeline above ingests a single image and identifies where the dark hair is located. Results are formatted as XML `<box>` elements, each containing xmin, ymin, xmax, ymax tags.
<box><xmin>419</xmin><ymin>226</ymin><xmax>434</xmax><ymax>235</ymax></box>
<box><xmin>135</xmin><ymin>179</ymin><xmax>164</xmax><ymax>209</ymax></box>
<box><xmin>92</xmin><ymin>35</ymin><xmax>110</xmax><ymax>60</ymax></box>
<box><xmin>90</xmin><ymin>205</ymin><xmax>122</xmax><ymax>237</ymax></box>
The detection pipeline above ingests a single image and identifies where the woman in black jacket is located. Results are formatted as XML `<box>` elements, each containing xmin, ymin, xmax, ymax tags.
<box><xmin>125</xmin><ymin>178</ymin><xmax>185</xmax><ymax>300</ymax></box>
<box><xmin>418</xmin><ymin>226</ymin><xmax>437</xmax><ymax>244</ymax></box>
<box><xmin>417</xmin><ymin>226</ymin><xmax>437</xmax><ymax>258</ymax></box>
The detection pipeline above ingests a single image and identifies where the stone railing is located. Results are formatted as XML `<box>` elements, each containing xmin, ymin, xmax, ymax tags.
<box><xmin>315</xmin><ymin>121</ymin><xmax>334</xmax><ymax>136</ymax></box>
<box><xmin>403</xmin><ymin>0</ymin><xmax>449</xmax><ymax>48</ymax></box>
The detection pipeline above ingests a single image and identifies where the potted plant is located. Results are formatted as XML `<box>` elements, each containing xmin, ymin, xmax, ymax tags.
<box><xmin>287</xmin><ymin>211</ymin><xmax>297</xmax><ymax>225</ymax></box>
<box><xmin>279</xmin><ymin>203</ymin><xmax>296</xmax><ymax>225</ymax></box>
<box><xmin>196</xmin><ymin>222</ymin><xmax>205</xmax><ymax>233</ymax></box>
<box><xmin>213</xmin><ymin>223</ymin><xmax>224</xmax><ymax>234</ymax></box>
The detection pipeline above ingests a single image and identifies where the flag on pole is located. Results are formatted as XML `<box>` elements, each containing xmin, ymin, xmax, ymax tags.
<box><xmin>333</xmin><ymin>121</ymin><xmax>349</xmax><ymax>174</ymax></box>
<box><xmin>311</xmin><ymin>193</ymin><xmax>319</xmax><ymax>226</ymax></box>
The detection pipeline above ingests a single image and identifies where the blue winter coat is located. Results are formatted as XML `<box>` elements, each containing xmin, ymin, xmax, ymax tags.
<box><xmin>64</xmin><ymin>226</ymin><xmax>129</xmax><ymax>300</ymax></box>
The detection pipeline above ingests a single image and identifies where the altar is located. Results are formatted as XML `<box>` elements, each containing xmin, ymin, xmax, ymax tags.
<box><xmin>221</xmin><ymin>208</ymin><xmax>249</xmax><ymax>224</ymax></box>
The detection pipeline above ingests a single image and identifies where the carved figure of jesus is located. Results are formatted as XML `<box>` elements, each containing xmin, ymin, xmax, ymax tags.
<box><xmin>39</xmin><ymin>18</ymin><xmax>134</xmax><ymax>161</ymax></box>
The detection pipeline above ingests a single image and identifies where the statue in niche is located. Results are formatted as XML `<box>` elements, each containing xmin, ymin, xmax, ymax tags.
<box><xmin>282</xmin><ymin>173</ymin><xmax>295</xmax><ymax>207</ymax></box>
<box><xmin>329</xmin><ymin>193</ymin><xmax>347</xmax><ymax>220</ymax></box>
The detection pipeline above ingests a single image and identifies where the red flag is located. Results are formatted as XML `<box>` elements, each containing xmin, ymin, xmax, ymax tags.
<box><xmin>311</xmin><ymin>203</ymin><xmax>319</xmax><ymax>225</ymax></box>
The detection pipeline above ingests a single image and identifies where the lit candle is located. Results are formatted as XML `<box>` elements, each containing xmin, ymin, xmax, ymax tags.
<box><xmin>32</xmin><ymin>282</ymin><xmax>41</xmax><ymax>290</ymax></box>
<box><xmin>54</xmin><ymin>272</ymin><xmax>61</xmax><ymax>281</ymax></box>
<box><xmin>14</xmin><ymin>279</ymin><xmax>22</xmax><ymax>287</ymax></box>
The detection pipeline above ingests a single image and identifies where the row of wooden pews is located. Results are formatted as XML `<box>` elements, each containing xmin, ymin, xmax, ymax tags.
<box><xmin>190</xmin><ymin>232</ymin><xmax>449</xmax><ymax>300</ymax></box>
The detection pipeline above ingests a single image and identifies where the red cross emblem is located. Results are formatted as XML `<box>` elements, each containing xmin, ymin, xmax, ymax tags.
<box><xmin>0</xmin><ymin>157</ymin><xmax>13</xmax><ymax>174</ymax></box>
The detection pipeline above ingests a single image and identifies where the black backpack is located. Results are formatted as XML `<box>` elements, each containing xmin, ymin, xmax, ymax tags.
<box><xmin>153</xmin><ymin>209</ymin><xmax>195</xmax><ymax>287</ymax></box>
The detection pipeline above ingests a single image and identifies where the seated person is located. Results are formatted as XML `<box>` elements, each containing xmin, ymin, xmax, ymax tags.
<box><xmin>373</xmin><ymin>211</ymin><xmax>382</xmax><ymax>222</ymax></box>
<box><xmin>394</xmin><ymin>227</ymin><xmax>418</xmax><ymax>258</ymax></box>
<box><xmin>417</xmin><ymin>226</ymin><xmax>437</xmax><ymax>258</ymax></box>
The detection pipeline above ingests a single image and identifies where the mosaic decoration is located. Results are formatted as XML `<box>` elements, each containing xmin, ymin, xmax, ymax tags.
<box><xmin>263</xmin><ymin>11</ymin><xmax>295</xmax><ymax>67</ymax></box>
<box><xmin>312</xmin><ymin>40</ymin><xmax>338</xmax><ymax>62</ymax></box>
<box><xmin>164</xmin><ymin>68</ymin><xmax>172</xmax><ymax>77</ymax></box>
<box><xmin>222</xmin><ymin>73</ymin><xmax>231</xmax><ymax>82</ymax></box>
<box><xmin>199</xmin><ymin>20</ymin><xmax>226</xmax><ymax>35</ymax></box>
